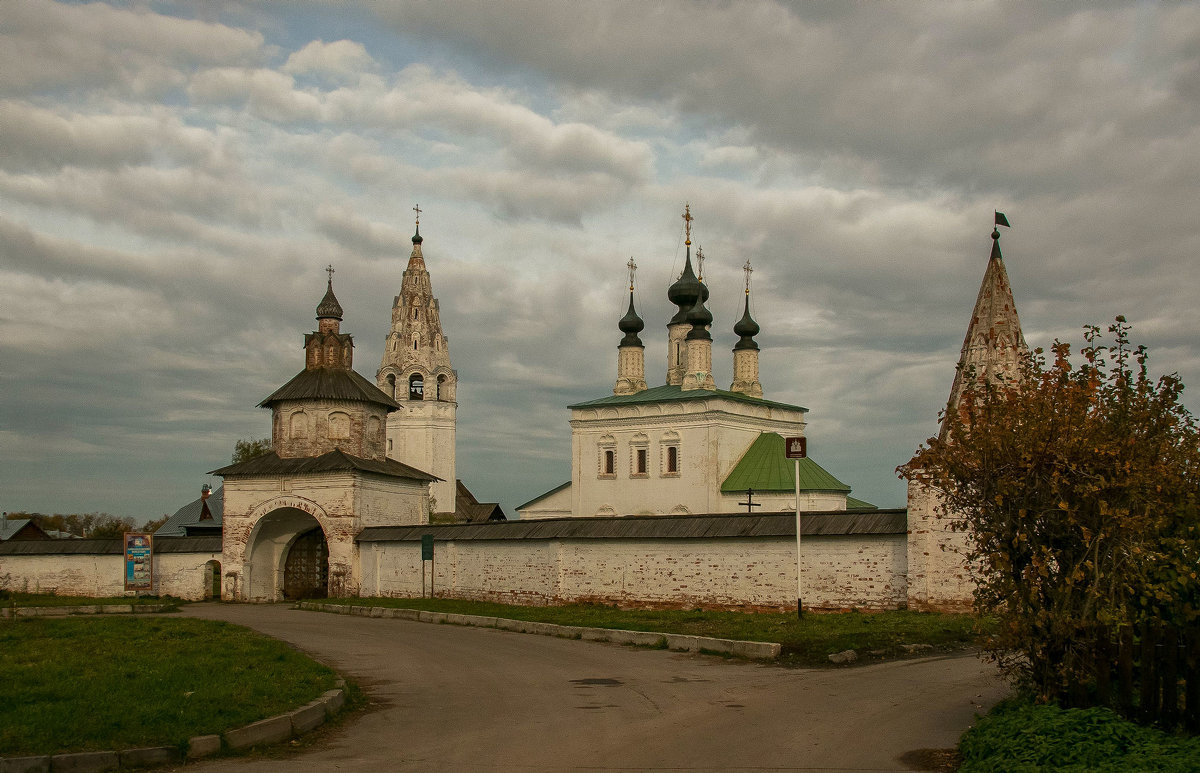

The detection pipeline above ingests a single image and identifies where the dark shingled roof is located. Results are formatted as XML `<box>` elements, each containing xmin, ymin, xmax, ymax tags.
<box><xmin>157</xmin><ymin>486</ymin><xmax>224</xmax><ymax>537</ymax></box>
<box><xmin>358</xmin><ymin>509</ymin><xmax>905</xmax><ymax>543</ymax></box>
<box><xmin>0</xmin><ymin>536</ymin><xmax>223</xmax><ymax>555</ymax></box>
<box><xmin>259</xmin><ymin>367</ymin><xmax>401</xmax><ymax>410</ymax></box>
<box><xmin>570</xmin><ymin>383</ymin><xmax>806</xmax><ymax>413</ymax></box>
<box><xmin>209</xmin><ymin>448</ymin><xmax>439</xmax><ymax>481</ymax></box>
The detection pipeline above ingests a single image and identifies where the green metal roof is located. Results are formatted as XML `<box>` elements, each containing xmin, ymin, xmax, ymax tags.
<box><xmin>720</xmin><ymin>433</ymin><xmax>851</xmax><ymax>494</ymax></box>
<box><xmin>845</xmin><ymin>495</ymin><xmax>878</xmax><ymax>510</ymax></box>
<box><xmin>570</xmin><ymin>384</ymin><xmax>806</xmax><ymax>413</ymax></box>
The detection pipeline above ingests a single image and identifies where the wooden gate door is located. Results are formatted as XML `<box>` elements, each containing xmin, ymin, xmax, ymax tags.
<box><xmin>283</xmin><ymin>527</ymin><xmax>328</xmax><ymax>599</ymax></box>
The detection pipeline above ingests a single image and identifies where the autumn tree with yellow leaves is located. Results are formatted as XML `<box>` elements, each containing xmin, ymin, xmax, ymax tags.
<box><xmin>901</xmin><ymin>318</ymin><xmax>1200</xmax><ymax>699</ymax></box>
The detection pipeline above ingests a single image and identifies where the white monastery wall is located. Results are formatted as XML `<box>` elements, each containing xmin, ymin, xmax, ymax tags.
<box><xmin>361</xmin><ymin>533</ymin><xmax>907</xmax><ymax>611</ymax></box>
<box><xmin>0</xmin><ymin>550</ymin><xmax>222</xmax><ymax>600</ymax></box>
<box><xmin>905</xmin><ymin>478</ymin><xmax>975</xmax><ymax>612</ymax></box>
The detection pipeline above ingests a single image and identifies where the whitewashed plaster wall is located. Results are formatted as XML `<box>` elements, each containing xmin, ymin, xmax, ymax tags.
<box><xmin>569</xmin><ymin>397</ymin><xmax>807</xmax><ymax>517</ymax></box>
<box><xmin>360</xmin><ymin>534</ymin><xmax>907</xmax><ymax>611</ymax></box>
<box><xmin>0</xmin><ymin>551</ymin><xmax>222</xmax><ymax>600</ymax></box>
<box><xmin>905</xmin><ymin>478</ymin><xmax>975</xmax><ymax>612</ymax></box>
<box><xmin>386</xmin><ymin>397</ymin><xmax>456</xmax><ymax>512</ymax></box>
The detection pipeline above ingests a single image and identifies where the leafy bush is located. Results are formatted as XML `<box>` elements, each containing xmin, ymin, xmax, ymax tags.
<box><xmin>960</xmin><ymin>698</ymin><xmax>1200</xmax><ymax>772</ymax></box>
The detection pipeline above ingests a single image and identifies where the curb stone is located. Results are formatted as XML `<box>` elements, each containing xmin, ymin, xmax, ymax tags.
<box><xmin>48</xmin><ymin>751</ymin><xmax>118</xmax><ymax>772</ymax></box>
<box><xmin>2</xmin><ymin>604</ymin><xmax>169</xmax><ymax>619</ymax></box>
<box><xmin>0</xmin><ymin>757</ymin><xmax>50</xmax><ymax>773</ymax></box>
<box><xmin>117</xmin><ymin>747</ymin><xmax>176</xmax><ymax>768</ymax></box>
<box><xmin>223</xmin><ymin>715</ymin><xmax>292</xmax><ymax>751</ymax></box>
<box><xmin>186</xmin><ymin>735</ymin><xmax>220</xmax><ymax>760</ymax></box>
<box><xmin>289</xmin><ymin>700</ymin><xmax>327</xmax><ymax>734</ymax></box>
<box><xmin>298</xmin><ymin>602</ymin><xmax>782</xmax><ymax>659</ymax></box>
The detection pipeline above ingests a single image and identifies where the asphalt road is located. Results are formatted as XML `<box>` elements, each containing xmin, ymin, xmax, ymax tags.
<box><xmin>174</xmin><ymin>603</ymin><xmax>1007</xmax><ymax>772</ymax></box>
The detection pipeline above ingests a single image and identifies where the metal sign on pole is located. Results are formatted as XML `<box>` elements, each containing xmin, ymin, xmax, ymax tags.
<box><xmin>784</xmin><ymin>437</ymin><xmax>807</xmax><ymax>618</ymax></box>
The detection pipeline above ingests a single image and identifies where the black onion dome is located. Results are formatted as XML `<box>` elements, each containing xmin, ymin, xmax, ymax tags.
<box><xmin>412</xmin><ymin>224</ymin><xmax>423</xmax><ymax>245</ymax></box>
<box><xmin>667</xmin><ymin>249</ymin><xmax>702</xmax><ymax>324</ymax></box>
<box><xmin>733</xmin><ymin>295</ymin><xmax>760</xmax><ymax>350</ymax></box>
<box><xmin>618</xmin><ymin>292</ymin><xmax>644</xmax><ymax>347</ymax></box>
<box><xmin>685</xmin><ymin>293</ymin><xmax>712</xmax><ymax>341</ymax></box>
<box><xmin>315</xmin><ymin>279</ymin><xmax>343</xmax><ymax>320</ymax></box>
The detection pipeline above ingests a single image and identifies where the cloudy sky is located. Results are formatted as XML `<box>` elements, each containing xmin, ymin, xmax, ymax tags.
<box><xmin>3</xmin><ymin>1</ymin><xmax>1198</xmax><ymax>522</ymax></box>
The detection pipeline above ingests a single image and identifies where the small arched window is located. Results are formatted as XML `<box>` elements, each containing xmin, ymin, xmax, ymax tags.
<box><xmin>386</xmin><ymin>374</ymin><xmax>396</xmax><ymax>399</ymax></box>
<box><xmin>328</xmin><ymin>411</ymin><xmax>350</xmax><ymax>439</ymax></box>
<box><xmin>604</xmin><ymin>450</ymin><xmax>615</xmax><ymax>475</ymax></box>
<box><xmin>667</xmin><ymin>446</ymin><xmax>678</xmax><ymax>474</ymax></box>
<box><xmin>409</xmin><ymin>373</ymin><xmax>424</xmax><ymax>400</ymax></box>
<box><xmin>436</xmin><ymin>374</ymin><xmax>446</xmax><ymax>401</ymax></box>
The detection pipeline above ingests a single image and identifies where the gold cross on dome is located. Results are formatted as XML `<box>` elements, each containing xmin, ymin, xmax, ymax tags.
<box><xmin>696</xmin><ymin>245</ymin><xmax>705</xmax><ymax>281</ymax></box>
<box><xmin>627</xmin><ymin>257</ymin><xmax>637</xmax><ymax>291</ymax></box>
<box><xmin>326</xmin><ymin>264</ymin><xmax>335</xmax><ymax>283</ymax></box>
<box><xmin>413</xmin><ymin>203</ymin><xmax>422</xmax><ymax>225</ymax></box>
<box><xmin>682</xmin><ymin>203</ymin><xmax>693</xmax><ymax>245</ymax></box>
<box><xmin>743</xmin><ymin>259</ymin><xmax>753</xmax><ymax>294</ymax></box>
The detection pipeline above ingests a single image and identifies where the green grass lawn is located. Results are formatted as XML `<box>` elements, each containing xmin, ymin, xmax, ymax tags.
<box><xmin>312</xmin><ymin>596</ymin><xmax>984</xmax><ymax>666</ymax></box>
<box><xmin>0</xmin><ymin>617</ymin><xmax>339</xmax><ymax>757</ymax></box>
<box><xmin>959</xmin><ymin>697</ymin><xmax>1200</xmax><ymax>772</ymax></box>
<box><xmin>2</xmin><ymin>591</ymin><xmax>183</xmax><ymax>608</ymax></box>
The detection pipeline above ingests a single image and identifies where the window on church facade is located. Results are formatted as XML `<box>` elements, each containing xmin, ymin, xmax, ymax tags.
<box><xmin>328</xmin><ymin>411</ymin><xmax>350</xmax><ymax>439</ymax></box>
<box><xmin>436</xmin><ymin>374</ymin><xmax>446</xmax><ymax>401</ymax></box>
<box><xmin>630</xmin><ymin>434</ymin><xmax>649</xmax><ymax>478</ymax></box>
<box><xmin>598</xmin><ymin>437</ymin><xmax>616</xmax><ymax>479</ymax></box>
<box><xmin>290</xmin><ymin>411</ymin><xmax>308</xmax><ymax>438</ymax></box>
<box><xmin>409</xmin><ymin>373</ymin><xmax>424</xmax><ymax>400</ymax></box>
<box><xmin>666</xmin><ymin>446</ymin><xmax>678</xmax><ymax>474</ymax></box>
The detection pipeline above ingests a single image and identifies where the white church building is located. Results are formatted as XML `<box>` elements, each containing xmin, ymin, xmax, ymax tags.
<box><xmin>518</xmin><ymin>206</ymin><xmax>872</xmax><ymax>519</ymax></box>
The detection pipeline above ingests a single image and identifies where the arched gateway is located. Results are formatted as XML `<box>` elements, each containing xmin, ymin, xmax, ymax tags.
<box><xmin>212</xmin><ymin>273</ymin><xmax>439</xmax><ymax>601</ymax></box>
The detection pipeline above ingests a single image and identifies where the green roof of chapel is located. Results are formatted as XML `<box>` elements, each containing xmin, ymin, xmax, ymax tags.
<box><xmin>570</xmin><ymin>384</ymin><xmax>806</xmax><ymax>413</ymax></box>
<box><xmin>720</xmin><ymin>432</ymin><xmax>852</xmax><ymax>494</ymax></box>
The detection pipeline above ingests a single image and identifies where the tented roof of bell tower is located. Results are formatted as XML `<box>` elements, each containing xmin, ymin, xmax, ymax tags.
<box><xmin>944</xmin><ymin>223</ymin><xmax>1029</xmax><ymax>422</ymax></box>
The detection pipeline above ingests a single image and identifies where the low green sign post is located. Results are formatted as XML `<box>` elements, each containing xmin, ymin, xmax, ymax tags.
<box><xmin>421</xmin><ymin>534</ymin><xmax>434</xmax><ymax>598</ymax></box>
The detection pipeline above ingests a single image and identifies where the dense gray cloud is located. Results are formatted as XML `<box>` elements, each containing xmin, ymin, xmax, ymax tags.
<box><xmin>2</xmin><ymin>1</ymin><xmax>1197</xmax><ymax>522</ymax></box>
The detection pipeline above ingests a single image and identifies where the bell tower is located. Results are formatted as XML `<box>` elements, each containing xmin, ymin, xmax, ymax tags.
<box><xmin>377</xmin><ymin>206</ymin><xmax>458</xmax><ymax>516</ymax></box>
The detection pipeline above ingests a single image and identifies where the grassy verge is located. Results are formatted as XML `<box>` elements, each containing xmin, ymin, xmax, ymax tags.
<box><xmin>959</xmin><ymin>697</ymin><xmax>1200</xmax><ymax>772</ymax></box>
<box><xmin>1</xmin><ymin>591</ymin><xmax>184</xmax><ymax>608</ymax></box>
<box><xmin>0</xmin><ymin>616</ymin><xmax>339</xmax><ymax>757</ymax></box>
<box><xmin>310</xmin><ymin>596</ymin><xmax>985</xmax><ymax>666</ymax></box>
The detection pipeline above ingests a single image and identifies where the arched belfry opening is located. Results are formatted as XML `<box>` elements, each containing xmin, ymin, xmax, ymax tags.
<box><xmin>244</xmin><ymin>508</ymin><xmax>329</xmax><ymax>601</ymax></box>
